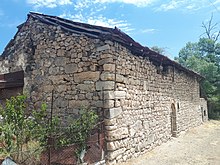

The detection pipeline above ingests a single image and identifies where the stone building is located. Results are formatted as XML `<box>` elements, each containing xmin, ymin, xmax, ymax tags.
<box><xmin>0</xmin><ymin>12</ymin><xmax>208</xmax><ymax>164</ymax></box>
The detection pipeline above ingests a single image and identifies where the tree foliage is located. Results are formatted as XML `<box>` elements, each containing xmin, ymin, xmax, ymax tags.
<box><xmin>175</xmin><ymin>16</ymin><xmax>220</xmax><ymax>119</ymax></box>
<box><xmin>0</xmin><ymin>95</ymin><xmax>47</xmax><ymax>164</ymax></box>
<box><xmin>57</xmin><ymin>106</ymin><xmax>98</xmax><ymax>163</ymax></box>
<box><xmin>0</xmin><ymin>95</ymin><xmax>99</xmax><ymax>164</ymax></box>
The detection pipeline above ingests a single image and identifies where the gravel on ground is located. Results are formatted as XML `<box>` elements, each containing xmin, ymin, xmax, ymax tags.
<box><xmin>120</xmin><ymin>120</ymin><xmax>220</xmax><ymax>165</ymax></box>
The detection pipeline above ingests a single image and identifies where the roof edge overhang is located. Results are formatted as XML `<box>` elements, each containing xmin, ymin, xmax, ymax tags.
<box><xmin>28</xmin><ymin>12</ymin><xmax>203</xmax><ymax>79</ymax></box>
<box><xmin>0</xmin><ymin>71</ymin><xmax>24</xmax><ymax>89</ymax></box>
<box><xmin>0</xmin><ymin>12</ymin><xmax>204</xmax><ymax>80</ymax></box>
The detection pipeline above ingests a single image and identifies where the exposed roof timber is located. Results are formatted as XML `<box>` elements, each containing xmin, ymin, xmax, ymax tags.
<box><xmin>30</xmin><ymin>12</ymin><xmax>111</xmax><ymax>37</ymax></box>
<box><xmin>0</xmin><ymin>71</ymin><xmax>24</xmax><ymax>89</ymax></box>
<box><xmin>47</xmin><ymin>17</ymin><xmax>111</xmax><ymax>35</ymax></box>
<box><xmin>4</xmin><ymin>12</ymin><xmax>202</xmax><ymax>79</ymax></box>
<box><xmin>0</xmin><ymin>81</ymin><xmax>24</xmax><ymax>89</ymax></box>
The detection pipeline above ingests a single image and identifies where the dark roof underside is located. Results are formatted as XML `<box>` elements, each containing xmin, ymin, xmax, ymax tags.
<box><xmin>0</xmin><ymin>71</ymin><xmax>24</xmax><ymax>89</ymax></box>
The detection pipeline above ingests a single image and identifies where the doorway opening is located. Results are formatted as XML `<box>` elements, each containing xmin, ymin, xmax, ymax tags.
<box><xmin>171</xmin><ymin>103</ymin><xmax>177</xmax><ymax>137</ymax></box>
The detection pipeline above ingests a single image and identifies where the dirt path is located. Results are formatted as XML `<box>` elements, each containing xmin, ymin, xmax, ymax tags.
<box><xmin>120</xmin><ymin>120</ymin><xmax>220</xmax><ymax>165</ymax></box>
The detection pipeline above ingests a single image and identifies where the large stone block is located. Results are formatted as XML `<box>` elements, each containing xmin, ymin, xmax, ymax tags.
<box><xmin>48</xmin><ymin>75</ymin><xmax>70</xmax><ymax>85</ymax></box>
<box><xmin>106</xmin><ymin>142</ymin><xmax>116</xmax><ymax>151</ymax></box>
<box><xmin>91</xmin><ymin>100</ymin><xmax>103</xmax><ymax>108</ymax></box>
<box><xmin>104</xmin><ymin>107</ymin><xmax>122</xmax><ymax>119</ymax></box>
<box><xmin>65</xmin><ymin>63</ymin><xmax>78</xmax><ymax>73</ymax></box>
<box><xmin>103</xmin><ymin>64</ymin><xmax>115</xmax><ymax>72</ymax></box>
<box><xmin>96</xmin><ymin>81</ymin><xmax>115</xmax><ymax>90</ymax></box>
<box><xmin>105</xmin><ymin>125</ymin><xmax>118</xmax><ymax>131</ymax></box>
<box><xmin>55</xmin><ymin>57</ymin><xmax>66</xmax><ymax>66</ymax></box>
<box><xmin>97</xmin><ymin>44</ymin><xmax>110</xmax><ymax>52</ymax></box>
<box><xmin>54</xmin><ymin>97</ymin><xmax>68</xmax><ymax>108</ymax></box>
<box><xmin>107</xmin><ymin>148</ymin><xmax>126</xmax><ymax>160</ymax></box>
<box><xmin>104</xmin><ymin>91</ymin><xmax>115</xmax><ymax>100</ymax></box>
<box><xmin>69</xmin><ymin>100</ymin><xmax>89</xmax><ymax>108</ymax></box>
<box><xmin>98</xmin><ymin>91</ymin><xmax>115</xmax><ymax>100</ymax></box>
<box><xmin>100</xmin><ymin>72</ymin><xmax>115</xmax><ymax>81</ymax></box>
<box><xmin>103</xmin><ymin>100</ymin><xmax>115</xmax><ymax>108</ymax></box>
<box><xmin>98</xmin><ymin>58</ymin><xmax>114</xmax><ymax>65</ymax></box>
<box><xmin>106</xmin><ymin>127</ymin><xmax>129</xmax><ymax>141</ymax></box>
<box><xmin>74</xmin><ymin>71</ymin><xmax>100</xmax><ymax>83</ymax></box>
<box><xmin>85</xmin><ymin>93</ymin><xmax>93</xmax><ymax>99</ymax></box>
<box><xmin>101</xmin><ymin>54</ymin><xmax>113</xmax><ymax>59</ymax></box>
<box><xmin>104</xmin><ymin>118</ymin><xmax>117</xmax><ymax>126</ymax></box>
<box><xmin>114</xmin><ymin>91</ymin><xmax>126</xmax><ymax>99</ymax></box>
<box><xmin>107</xmin><ymin>138</ymin><xmax>129</xmax><ymax>151</ymax></box>
<box><xmin>56</xmin><ymin>85</ymin><xmax>69</xmax><ymax>93</ymax></box>
<box><xmin>116</xmin><ymin>74</ymin><xmax>124</xmax><ymax>83</ymax></box>
<box><xmin>76</xmin><ymin>84</ymin><xmax>95</xmax><ymax>92</ymax></box>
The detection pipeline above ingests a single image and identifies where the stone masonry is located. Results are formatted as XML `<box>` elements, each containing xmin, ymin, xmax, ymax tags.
<box><xmin>0</xmin><ymin>13</ymin><xmax>208</xmax><ymax>164</ymax></box>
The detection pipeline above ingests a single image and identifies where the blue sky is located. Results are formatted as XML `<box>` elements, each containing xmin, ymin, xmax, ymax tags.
<box><xmin>0</xmin><ymin>0</ymin><xmax>220</xmax><ymax>58</ymax></box>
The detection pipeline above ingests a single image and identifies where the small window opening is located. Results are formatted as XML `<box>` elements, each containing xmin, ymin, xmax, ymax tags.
<box><xmin>204</xmin><ymin>110</ymin><xmax>206</xmax><ymax>116</ymax></box>
<box><xmin>162</xmin><ymin>66</ymin><xmax>169</xmax><ymax>75</ymax></box>
<box><xmin>177</xmin><ymin>102</ymin><xmax>180</xmax><ymax>111</ymax></box>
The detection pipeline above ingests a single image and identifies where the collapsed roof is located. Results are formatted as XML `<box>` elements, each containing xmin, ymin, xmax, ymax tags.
<box><xmin>2</xmin><ymin>12</ymin><xmax>203</xmax><ymax>79</ymax></box>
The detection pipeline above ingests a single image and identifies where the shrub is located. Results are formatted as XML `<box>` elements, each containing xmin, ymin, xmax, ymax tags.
<box><xmin>0</xmin><ymin>95</ymin><xmax>47</xmax><ymax>164</ymax></box>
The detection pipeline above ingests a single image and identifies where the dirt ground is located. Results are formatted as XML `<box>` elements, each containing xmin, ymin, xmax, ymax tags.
<box><xmin>120</xmin><ymin>120</ymin><xmax>220</xmax><ymax>165</ymax></box>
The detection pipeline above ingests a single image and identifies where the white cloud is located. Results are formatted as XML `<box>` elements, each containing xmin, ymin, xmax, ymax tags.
<box><xmin>186</xmin><ymin>4</ymin><xmax>196</xmax><ymax>10</ymax></box>
<box><xmin>141</xmin><ymin>28</ymin><xmax>156</xmax><ymax>33</ymax></box>
<box><xmin>213</xmin><ymin>0</ymin><xmax>220</xmax><ymax>4</ymax></box>
<box><xmin>88</xmin><ymin>16</ymin><xmax>134</xmax><ymax>33</ymax></box>
<box><xmin>88</xmin><ymin>16</ymin><xmax>128</xmax><ymax>28</ymax></box>
<box><xmin>27</xmin><ymin>0</ymin><xmax>72</xmax><ymax>8</ymax></box>
<box><xmin>212</xmin><ymin>0</ymin><xmax>220</xmax><ymax>11</ymax></box>
<box><xmin>94</xmin><ymin>0</ymin><xmax>156</xmax><ymax>7</ymax></box>
<box><xmin>59</xmin><ymin>12</ymin><xmax>134</xmax><ymax>33</ymax></box>
<box><xmin>156</xmin><ymin>0</ymin><xmax>218</xmax><ymax>12</ymax></box>
<box><xmin>59</xmin><ymin>13</ymin><xmax>84</xmax><ymax>22</ymax></box>
<box><xmin>157</xmin><ymin>0</ymin><xmax>184</xmax><ymax>11</ymax></box>
<box><xmin>74</xmin><ymin>0</ymin><xmax>92</xmax><ymax>9</ymax></box>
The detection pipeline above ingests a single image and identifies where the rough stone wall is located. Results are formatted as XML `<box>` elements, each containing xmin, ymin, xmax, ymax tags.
<box><xmin>0</xmin><ymin>17</ymin><xmax>123</xmax><ymax>124</ymax></box>
<box><xmin>0</xmin><ymin>16</ymin><xmax>207</xmax><ymax>165</ymax></box>
<box><xmin>0</xmin><ymin>17</ymin><xmax>119</xmax><ymax>120</ymax></box>
<box><xmin>104</xmin><ymin>43</ymin><xmax>204</xmax><ymax>164</ymax></box>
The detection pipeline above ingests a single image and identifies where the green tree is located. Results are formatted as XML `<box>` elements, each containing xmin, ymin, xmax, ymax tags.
<box><xmin>57</xmin><ymin>106</ymin><xmax>98</xmax><ymax>164</ymax></box>
<box><xmin>175</xmin><ymin>16</ymin><xmax>220</xmax><ymax>119</ymax></box>
<box><xmin>0</xmin><ymin>95</ymin><xmax>48</xmax><ymax>164</ymax></box>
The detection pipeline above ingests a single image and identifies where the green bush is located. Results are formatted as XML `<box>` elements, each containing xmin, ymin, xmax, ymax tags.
<box><xmin>0</xmin><ymin>95</ymin><xmax>99</xmax><ymax>164</ymax></box>
<box><xmin>0</xmin><ymin>95</ymin><xmax>47</xmax><ymax>164</ymax></box>
<box><xmin>58</xmin><ymin>106</ymin><xmax>98</xmax><ymax>163</ymax></box>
